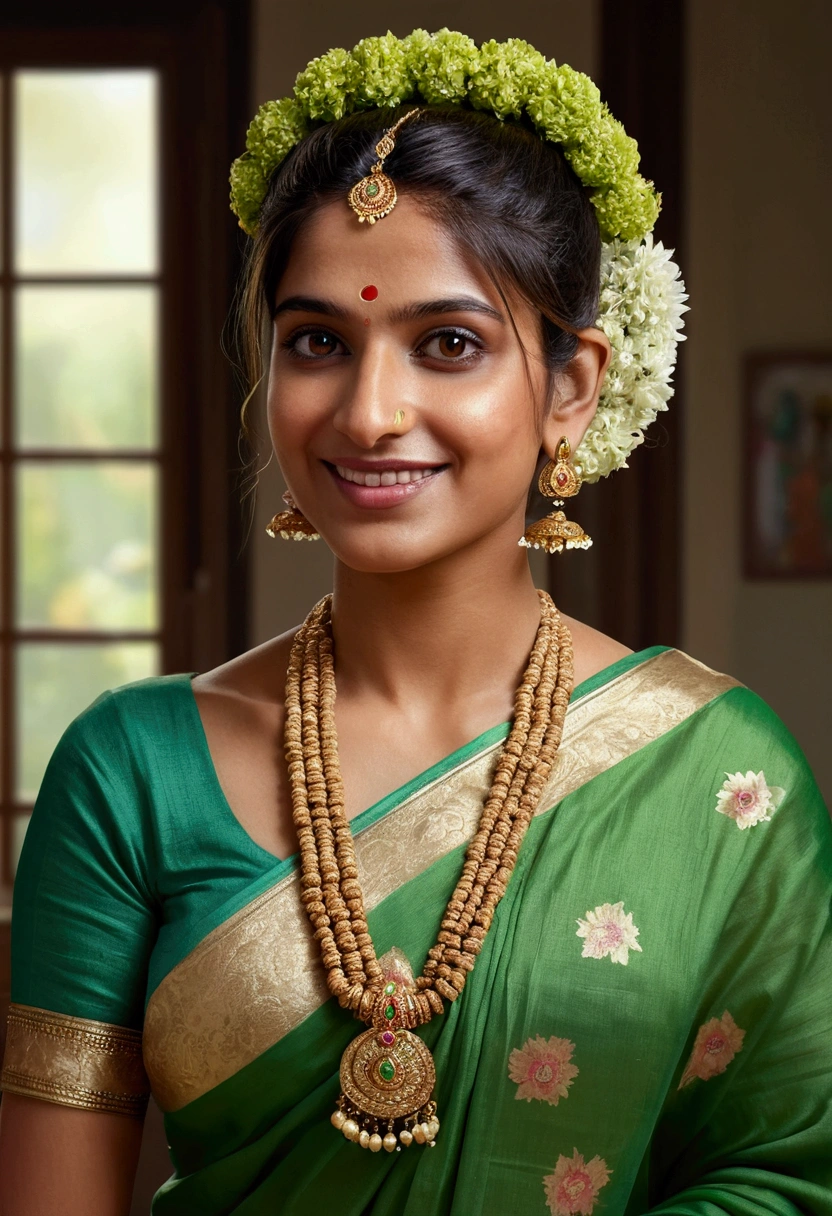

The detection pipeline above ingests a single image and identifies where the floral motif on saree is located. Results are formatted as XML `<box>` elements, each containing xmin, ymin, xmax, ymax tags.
<box><xmin>715</xmin><ymin>770</ymin><xmax>786</xmax><ymax>829</ymax></box>
<box><xmin>543</xmin><ymin>1148</ymin><xmax>612</xmax><ymax>1215</ymax></box>
<box><xmin>508</xmin><ymin>1034</ymin><xmax>578</xmax><ymax>1105</ymax></box>
<box><xmin>576</xmin><ymin>901</ymin><xmax>642</xmax><ymax>964</ymax></box>
<box><xmin>678</xmin><ymin>1010</ymin><xmax>746</xmax><ymax>1088</ymax></box>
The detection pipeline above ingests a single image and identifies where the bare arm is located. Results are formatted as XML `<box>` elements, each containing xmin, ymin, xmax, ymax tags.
<box><xmin>0</xmin><ymin>1094</ymin><xmax>143</xmax><ymax>1216</ymax></box>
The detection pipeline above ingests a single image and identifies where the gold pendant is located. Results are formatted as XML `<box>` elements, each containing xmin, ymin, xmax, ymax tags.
<box><xmin>330</xmin><ymin>948</ymin><xmax>440</xmax><ymax>1152</ymax></box>
<box><xmin>347</xmin><ymin>166</ymin><xmax>397</xmax><ymax>225</ymax></box>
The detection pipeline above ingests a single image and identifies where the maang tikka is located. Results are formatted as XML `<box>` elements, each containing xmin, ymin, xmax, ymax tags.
<box><xmin>520</xmin><ymin>436</ymin><xmax>592</xmax><ymax>554</ymax></box>
<box><xmin>266</xmin><ymin>491</ymin><xmax>320</xmax><ymax>542</ymax></box>
<box><xmin>347</xmin><ymin>108</ymin><xmax>422</xmax><ymax>225</ymax></box>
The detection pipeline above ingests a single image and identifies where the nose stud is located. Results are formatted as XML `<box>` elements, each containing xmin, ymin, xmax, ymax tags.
<box><xmin>393</xmin><ymin>409</ymin><xmax>405</xmax><ymax>427</ymax></box>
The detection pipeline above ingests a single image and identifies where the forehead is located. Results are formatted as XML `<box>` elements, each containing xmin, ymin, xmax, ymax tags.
<box><xmin>277</xmin><ymin>194</ymin><xmax>493</xmax><ymax>302</ymax></box>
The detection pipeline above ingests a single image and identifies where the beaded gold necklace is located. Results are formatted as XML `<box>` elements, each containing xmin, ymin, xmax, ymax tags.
<box><xmin>285</xmin><ymin>590</ymin><xmax>572</xmax><ymax>1154</ymax></box>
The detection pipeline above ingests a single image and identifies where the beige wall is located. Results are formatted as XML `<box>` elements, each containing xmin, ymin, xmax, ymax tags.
<box><xmin>684</xmin><ymin>0</ymin><xmax>832</xmax><ymax>799</ymax></box>
<box><xmin>248</xmin><ymin>0</ymin><xmax>598</xmax><ymax>646</ymax></box>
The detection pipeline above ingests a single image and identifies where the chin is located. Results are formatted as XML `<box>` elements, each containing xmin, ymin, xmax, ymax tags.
<box><xmin>320</xmin><ymin>525</ymin><xmax>469</xmax><ymax>575</ymax></box>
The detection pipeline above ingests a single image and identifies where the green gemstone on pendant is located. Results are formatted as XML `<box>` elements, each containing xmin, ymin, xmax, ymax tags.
<box><xmin>384</xmin><ymin>982</ymin><xmax>396</xmax><ymax>996</ymax></box>
<box><xmin>365</xmin><ymin>180</ymin><xmax>380</xmax><ymax>197</ymax></box>
<box><xmin>378</xmin><ymin>1058</ymin><xmax>396</xmax><ymax>1082</ymax></box>
<box><xmin>384</xmin><ymin>1003</ymin><xmax>396</xmax><ymax>1021</ymax></box>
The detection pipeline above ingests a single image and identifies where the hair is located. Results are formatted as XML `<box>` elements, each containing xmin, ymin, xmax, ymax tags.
<box><xmin>235</xmin><ymin>105</ymin><xmax>601</xmax><ymax>443</ymax></box>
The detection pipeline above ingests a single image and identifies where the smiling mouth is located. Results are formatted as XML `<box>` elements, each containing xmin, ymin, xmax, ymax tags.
<box><xmin>332</xmin><ymin>463</ymin><xmax>444</xmax><ymax>486</ymax></box>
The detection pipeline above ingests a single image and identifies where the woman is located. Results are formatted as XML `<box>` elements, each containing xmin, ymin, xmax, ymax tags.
<box><xmin>1</xmin><ymin>31</ymin><xmax>830</xmax><ymax>1216</ymax></box>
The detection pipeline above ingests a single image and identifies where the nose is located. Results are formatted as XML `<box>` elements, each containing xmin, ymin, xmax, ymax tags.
<box><xmin>331</xmin><ymin>337</ymin><xmax>414</xmax><ymax>448</ymax></box>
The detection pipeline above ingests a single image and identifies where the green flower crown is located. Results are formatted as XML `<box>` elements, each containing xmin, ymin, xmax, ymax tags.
<box><xmin>230</xmin><ymin>30</ymin><xmax>686</xmax><ymax>483</ymax></box>
<box><xmin>230</xmin><ymin>29</ymin><xmax>660</xmax><ymax>242</ymax></box>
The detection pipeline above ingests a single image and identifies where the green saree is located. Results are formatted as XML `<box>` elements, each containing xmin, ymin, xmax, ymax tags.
<box><xmin>3</xmin><ymin>647</ymin><xmax>831</xmax><ymax>1215</ymax></box>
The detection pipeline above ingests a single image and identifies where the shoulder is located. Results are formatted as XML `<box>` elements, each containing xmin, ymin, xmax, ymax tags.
<box><xmin>660</xmin><ymin>650</ymin><xmax>830</xmax><ymax>849</ymax></box>
<box><xmin>57</xmin><ymin>672</ymin><xmax>197</xmax><ymax>767</ymax></box>
<box><xmin>563</xmin><ymin>614</ymin><xmax>632</xmax><ymax>688</ymax></box>
<box><xmin>191</xmin><ymin>628</ymin><xmax>298</xmax><ymax>739</ymax></box>
<box><xmin>665</xmin><ymin>649</ymin><xmax>802</xmax><ymax>755</ymax></box>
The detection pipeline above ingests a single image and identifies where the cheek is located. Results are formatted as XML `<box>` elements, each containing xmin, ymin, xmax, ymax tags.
<box><xmin>430</xmin><ymin>378</ymin><xmax>539</xmax><ymax>472</ymax></box>
<box><xmin>266</xmin><ymin>376</ymin><xmax>325</xmax><ymax>457</ymax></box>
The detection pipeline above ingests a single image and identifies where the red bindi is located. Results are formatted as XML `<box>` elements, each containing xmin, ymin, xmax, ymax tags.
<box><xmin>359</xmin><ymin>284</ymin><xmax>379</xmax><ymax>302</ymax></box>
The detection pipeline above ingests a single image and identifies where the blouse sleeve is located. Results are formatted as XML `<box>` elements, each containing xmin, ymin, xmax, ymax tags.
<box><xmin>1</xmin><ymin>692</ymin><xmax>157</xmax><ymax>1117</ymax></box>
<box><xmin>645</xmin><ymin>721</ymin><xmax>832</xmax><ymax>1214</ymax></box>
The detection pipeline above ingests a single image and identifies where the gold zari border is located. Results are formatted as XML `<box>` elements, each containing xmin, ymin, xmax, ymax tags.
<box><xmin>144</xmin><ymin>648</ymin><xmax>740</xmax><ymax>1112</ymax></box>
<box><xmin>1</xmin><ymin>1003</ymin><xmax>149</xmax><ymax>1117</ymax></box>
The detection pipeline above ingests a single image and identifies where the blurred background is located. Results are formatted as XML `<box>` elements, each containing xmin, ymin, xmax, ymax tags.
<box><xmin>0</xmin><ymin>0</ymin><xmax>829</xmax><ymax>1207</ymax></box>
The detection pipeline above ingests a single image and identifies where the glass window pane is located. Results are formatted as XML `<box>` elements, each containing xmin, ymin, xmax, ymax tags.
<box><xmin>15</xmin><ymin>70</ymin><xmax>158</xmax><ymax>273</ymax></box>
<box><xmin>16</xmin><ymin>461</ymin><xmax>159</xmax><ymax>630</ymax></box>
<box><xmin>15</xmin><ymin>642</ymin><xmax>159</xmax><ymax>801</ymax></box>
<box><xmin>16</xmin><ymin>286</ymin><xmax>158</xmax><ymax>450</ymax></box>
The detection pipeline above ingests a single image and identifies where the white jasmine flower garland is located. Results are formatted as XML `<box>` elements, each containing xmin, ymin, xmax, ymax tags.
<box><xmin>579</xmin><ymin>235</ymin><xmax>688</xmax><ymax>481</ymax></box>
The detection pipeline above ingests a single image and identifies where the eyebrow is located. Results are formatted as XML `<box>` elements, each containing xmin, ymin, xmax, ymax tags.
<box><xmin>273</xmin><ymin>293</ymin><xmax>504</xmax><ymax>324</ymax></box>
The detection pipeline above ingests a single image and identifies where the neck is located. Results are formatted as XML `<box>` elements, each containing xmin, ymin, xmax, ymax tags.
<box><xmin>330</xmin><ymin>524</ymin><xmax>543</xmax><ymax>716</ymax></box>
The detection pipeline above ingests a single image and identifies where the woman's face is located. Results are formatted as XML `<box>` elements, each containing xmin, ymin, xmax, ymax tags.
<box><xmin>268</xmin><ymin>195</ymin><xmax>588</xmax><ymax>574</ymax></box>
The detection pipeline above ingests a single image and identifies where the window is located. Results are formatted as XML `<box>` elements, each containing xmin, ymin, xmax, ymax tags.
<box><xmin>0</xmin><ymin>9</ymin><xmax>250</xmax><ymax>902</ymax></box>
<box><xmin>0</xmin><ymin>68</ymin><xmax>162</xmax><ymax>888</ymax></box>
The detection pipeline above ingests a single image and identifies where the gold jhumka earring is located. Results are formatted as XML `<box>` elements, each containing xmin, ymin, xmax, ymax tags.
<box><xmin>347</xmin><ymin>108</ymin><xmax>422</xmax><ymax>225</ymax></box>
<box><xmin>266</xmin><ymin>491</ymin><xmax>320</xmax><ymax>542</ymax></box>
<box><xmin>520</xmin><ymin>436</ymin><xmax>592</xmax><ymax>554</ymax></box>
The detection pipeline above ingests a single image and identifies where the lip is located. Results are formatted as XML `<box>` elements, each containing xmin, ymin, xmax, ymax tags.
<box><xmin>324</xmin><ymin>461</ymin><xmax>447</xmax><ymax>509</ymax></box>
<box><xmin>326</xmin><ymin>457</ymin><xmax>447</xmax><ymax>473</ymax></box>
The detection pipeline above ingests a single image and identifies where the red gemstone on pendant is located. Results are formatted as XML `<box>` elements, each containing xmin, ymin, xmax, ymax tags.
<box><xmin>381</xmin><ymin>1031</ymin><xmax>395</xmax><ymax>1046</ymax></box>
<box><xmin>360</xmin><ymin>284</ymin><xmax>379</xmax><ymax>301</ymax></box>
<box><xmin>556</xmin><ymin>471</ymin><xmax>568</xmax><ymax>486</ymax></box>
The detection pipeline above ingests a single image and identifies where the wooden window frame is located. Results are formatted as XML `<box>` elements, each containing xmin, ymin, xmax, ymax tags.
<box><xmin>0</xmin><ymin>2</ymin><xmax>251</xmax><ymax>896</ymax></box>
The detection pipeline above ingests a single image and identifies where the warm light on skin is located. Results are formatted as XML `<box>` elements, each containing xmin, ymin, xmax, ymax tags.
<box><xmin>268</xmin><ymin>195</ymin><xmax>610</xmax><ymax>575</ymax></box>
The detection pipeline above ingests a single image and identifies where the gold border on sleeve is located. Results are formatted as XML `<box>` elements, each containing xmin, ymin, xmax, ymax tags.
<box><xmin>1</xmin><ymin>1004</ymin><xmax>149</xmax><ymax>1117</ymax></box>
<box><xmin>144</xmin><ymin>649</ymin><xmax>740</xmax><ymax>1112</ymax></box>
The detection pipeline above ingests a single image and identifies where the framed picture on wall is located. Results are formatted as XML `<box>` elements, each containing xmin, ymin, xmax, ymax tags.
<box><xmin>744</xmin><ymin>352</ymin><xmax>832</xmax><ymax>578</ymax></box>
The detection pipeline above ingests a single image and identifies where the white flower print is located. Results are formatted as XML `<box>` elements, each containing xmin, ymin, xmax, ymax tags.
<box><xmin>715</xmin><ymin>771</ymin><xmax>785</xmax><ymax>830</ymax></box>
<box><xmin>576</xmin><ymin>901</ymin><xmax>642</xmax><ymax>965</ymax></box>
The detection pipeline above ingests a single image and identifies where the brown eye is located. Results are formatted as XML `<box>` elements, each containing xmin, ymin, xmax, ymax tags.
<box><xmin>438</xmin><ymin>334</ymin><xmax>466</xmax><ymax>358</ymax></box>
<box><xmin>420</xmin><ymin>331</ymin><xmax>481</xmax><ymax>363</ymax></box>
<box><xmin>304</xmin><ymin>331</ymin><xmax>338</xmax><ymax>357</ymax></box>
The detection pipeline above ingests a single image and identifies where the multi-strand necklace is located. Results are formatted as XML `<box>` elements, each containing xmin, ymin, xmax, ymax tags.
<box><xmin>285</xmin><ymin>590</ymin><xmax>573</xmax><ymax>1154</ymax></box>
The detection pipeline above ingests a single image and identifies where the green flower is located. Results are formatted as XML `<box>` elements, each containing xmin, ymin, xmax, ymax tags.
<box><xmin>468</xmin><ymin>37</ymin><xmax>547</xmax><ymax>119</ymax></box>
<box><xmin>246</xmin><ymin>97</ymin><xmax>308</xmax><ymax>174</ymax></box>
<box><xmin>293</xmin><ymin>46</ymin><xmax>358</xmax><ymax>121</ymax></box>
<box><xmin>526</xmin><ymin>62</ymin><xmax>601</xmax><ymax>145</ymax></box>
<box><xmin>351</xmin><ymin>32</ymin><xmax>416</xmax><ymax>109</ymax></box>
<box><xmin>593</xmin><ymin>177</ymin><xmax>661</xmax><ymax>242</ymax></box>
<box><xmin>406</xmin><ymin>28</ymin><xmax>478</xmax><ymax>104</ymax></box>
<box><xmin>229</xmin><ymin>153</ymin><xmax>268</xmax><ymax>234</ymax></box>
<box><xmin>565</xmin><ymin>110</ymin><xmax>639</xmax><ymax>188</ymax></box>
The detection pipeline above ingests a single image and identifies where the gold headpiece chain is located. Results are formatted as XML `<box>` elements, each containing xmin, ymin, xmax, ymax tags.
<box><xmin>347</xmin><ymin>107</ymin><xmax>423</xmax><ymax>225</ymax></box>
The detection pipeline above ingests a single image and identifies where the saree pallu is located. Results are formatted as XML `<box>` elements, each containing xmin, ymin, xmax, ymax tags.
<box><xmin>3</xmin><ymin>648</ymin><xmax>831</xmax><ymax>1214</ymax></box>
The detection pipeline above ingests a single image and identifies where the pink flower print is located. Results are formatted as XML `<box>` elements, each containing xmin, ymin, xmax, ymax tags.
<box><xmin>508</xmin><ymin>1035</ymin><xmax>579</xmax><ymax>1106</ymax></box>
<box><xmin>678</xmin><ymin>1010</ymin><xmax>745</xmax><ymax>1088</ymax></box>
<box><xmin>576</xmin><ymin>901</ymin><xmax>642</xmax><ymax>964</ymax></box>
<box><xmin>544</xmin><ymin>1148</ymin><xmax>612</xmax><ymax>1216</ymax></box>
<box><xmin>715</xmin><ymin>771</ymin><xmax>785</xmax><ymax>830</ymax></box>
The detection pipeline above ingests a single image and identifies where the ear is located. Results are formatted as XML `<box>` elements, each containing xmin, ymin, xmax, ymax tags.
<box><xmin>541</xmin><ymin>327</ymin><xmax>611</xmax><ymax>463</ymax></box>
